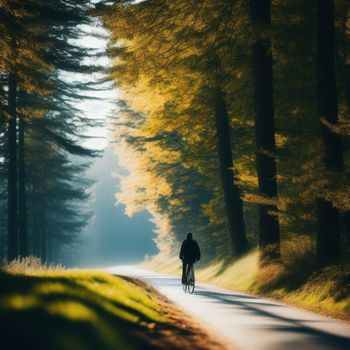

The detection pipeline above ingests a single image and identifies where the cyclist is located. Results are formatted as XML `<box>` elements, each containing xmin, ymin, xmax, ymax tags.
<box><xmin>179</xmin><ymin>232</ymin><xmax>201</xmax><ymax>284</ymax></box>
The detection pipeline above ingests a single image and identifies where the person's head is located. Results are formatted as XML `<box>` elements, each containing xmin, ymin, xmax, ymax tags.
<box><xmin>186</xmin><ymin>232</ymin><xmax>192</xmax><ymax>239</ymax></box>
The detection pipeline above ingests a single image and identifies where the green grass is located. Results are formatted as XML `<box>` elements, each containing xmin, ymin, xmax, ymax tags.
<box><xmin>0</xmin><ymin>261</ymin><xmax>166</xmax><ymax>350</ymax></box>
<box><xmin>144</xmin><ymin>240</ymin><xmax>350</xmax><ymax>320</ymax></box>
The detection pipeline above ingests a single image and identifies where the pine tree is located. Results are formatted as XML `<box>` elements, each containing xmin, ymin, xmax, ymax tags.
<box><xmin>250</xmin><ymin>0</ymin><xmax>280</xmax><ymax>261</ymax></box>
<box><xmin>0</xmin><ymin>0</ymin><xmax>101</xmax><ymax>262</ymax></box>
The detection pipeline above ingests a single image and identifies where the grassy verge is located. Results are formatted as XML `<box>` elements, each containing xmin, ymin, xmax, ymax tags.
<box><xmin>143</xmin><ymin>240</ymin><xmax>350</xmax><ymax>321</ymax></box>
<box><xmin>0</xmin><ymin>261</ymin><xmax>164</xmax><ymax>350</ymax></box>
<box><xmin>0</xmin><ymin>258</ymin><xmax>230</xmax><ymax>350</ymax></box>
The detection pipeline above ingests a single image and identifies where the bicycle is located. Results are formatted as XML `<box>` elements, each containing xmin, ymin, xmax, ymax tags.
<box><xmin>182</xmin><ymin>263</ymin><xmax>195</xmax><ymax>294</ymax></box>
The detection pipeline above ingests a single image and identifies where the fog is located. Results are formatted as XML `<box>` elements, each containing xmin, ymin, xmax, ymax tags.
<box><xmin>73</xmin><ymin>146</ymin><xmax>158</xmax><ymax>267</ymax></box>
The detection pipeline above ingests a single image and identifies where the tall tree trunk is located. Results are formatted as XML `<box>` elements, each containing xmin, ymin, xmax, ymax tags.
<box><xmin>7</xmin><ymin>72</ymin><xmax>18</xmax><ymax>261</ymax></box>
<box><xmin>250</xmin><ymin>0</ymin><xmax>280</xmax><ymax>261</ymax></box>
<box><xmin>33</xmin><ymin>218</ymin><xmax>40</xmax><ymax>257</ymax></box>
<box><xmin>47</xmin><ymin>235</ymin><xmax>54</xmax><ymax>264</ymax></box>
<box><xmin>18</xmin><ymin>115</ymin><xmax>28</xmax><ymax>257</ymax></box>
<box><xmin>40</xmin><ymin>230</ymin><xmax>46</xmax><ymax>263</ymax></box>
<box><xmin>337</xmin><ymin>6</ymin><xmax>350</xmax><ymax>242</ymax></box>
<box><xmin>40</xmin><ymin>206</ymin><xmax>46</xmax><ymax>263</ymax></box>
<box><xmin>337</xmin><ymin>3</ymin><xmax>350</xmax><ymax>109</ymax></box>
<box><xmin>213</xmin><ymin>87</ymin><xmax>247</xmax><ymax>256</ymax></box>
<box><xmin>31</xmin><ymin>184</ymin><xmax>41</xmax><ymax>257</ymax></box>
<box><xmin>316</xmin><ymin>0</ymin><xmax>344</xmax><ymax>263</ymax></box>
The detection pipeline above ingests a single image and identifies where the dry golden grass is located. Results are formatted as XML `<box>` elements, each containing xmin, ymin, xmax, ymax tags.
<box><xmin>145</xmin><ymin>239</ymin><xmax>350</xmax><ymax>320</ymax></box>
<box><xmin>2</xmin><ymin>256</ymin><xmax>64</xmax><ymax>273</ymax></box>
<box><xmin>281</xmin><ymin>237</ymin><xmax>316</xmax><ymax>271</ymax></box>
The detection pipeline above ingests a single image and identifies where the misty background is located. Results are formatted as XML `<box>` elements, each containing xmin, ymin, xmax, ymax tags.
<box><xmin>62</xmin><ymin>26</ymin><xmax>159</xmax><ymax>268</ymax></box>
<box><xmin>68</xmin><ymin>146</ymin><xmax>158</xmax><ymax>267</ymax></box>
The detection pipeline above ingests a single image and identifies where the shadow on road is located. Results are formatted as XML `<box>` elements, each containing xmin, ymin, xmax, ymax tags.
<box><xmin>146</xmin><ymin>275</ymin><xmax>350</xmax><ymax>350</ymax></box>
<box><xmin>194</xmin><ymin>289</ymin><xmax>350</xmax><ymax>349</ymax></box>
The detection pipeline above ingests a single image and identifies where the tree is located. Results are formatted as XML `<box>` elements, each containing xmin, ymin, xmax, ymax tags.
<box><xmin>212</xmin><ymin>86</ymin><xmax>247</xmax><ymax>255</ymax></box>
<box><xmin>316</xmin><ymin>0</ymin><xmax>344</xmax><ymax>262</ymax></box>
<box><xmin>0</xmin><ymin>0</ymin><xmax>101</xmax><ymax>262</ymax></box>
<box><xmin>7</xmin><ymin>71</ymin><xmax>17</xmax><ymax>260</ymax></box>
<box><xmin>101</xmin><ymin>0</ymin><xmax>249</xmax><ymax>257</ymax></box>
<box><xmin>99</xmin><ymin>0</ymin><xmax>350</xmax><ymax>266</ymax></box>
<box><xmin>250</xmin><ymin>0</ymin><xmax>280</xmax><ymax>261</ymax></box>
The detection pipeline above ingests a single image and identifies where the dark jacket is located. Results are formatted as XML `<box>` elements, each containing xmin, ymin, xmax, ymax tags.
<box><xmin>179</xmin><ymin>238</ymin><xmax>201</xmax><ymax>263</ymax></box>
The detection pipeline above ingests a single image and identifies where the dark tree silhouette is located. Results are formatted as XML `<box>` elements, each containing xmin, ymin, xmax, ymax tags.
<box><xmin>316</xmin><ymin>0</ymin><xmax>344</xmax><ymax>262</ymax></box>
<box><xmin>213</xmin><ymin>87</ymin><xmax>247</xmax><ymax>255</ymax></box>
<box><xmin>250</xmin><ymin>0</ymin><xmax>280</xmax><ymax>261</ymax></box>
<box><xmin>7</xmin><ymin>72</ymin><xmax>18</xmax><ymax>260</ymax></box>
<box><xmin>18</xmin><ymin>114</ymin><xmax>28</xmax><ymax>257</ymax></box>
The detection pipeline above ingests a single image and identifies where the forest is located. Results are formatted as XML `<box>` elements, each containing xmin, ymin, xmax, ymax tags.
<box><xmin>0</xmin><ymin>0</ymin><xmax>104</xmax><ymax>263</ymax></box>
<box><xmin>1</xmin><ymin>1</ymin><xmax>350</xmax><ymax>349</ymax></box>
<box><xmin>1</xmin><ymin>0</ymin><xmax>350</xmax><ymax>268</ymax></box>
<box><xmin>100</xmin><ymin>0</ymin><xmax>350</xmax><ymax>268</ymax></box>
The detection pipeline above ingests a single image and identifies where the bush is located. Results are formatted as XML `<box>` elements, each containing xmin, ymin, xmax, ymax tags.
<box><xmin>282</xmin><ymin>236</ymin><xmax>316</xmax><ymax>272</ymax></box>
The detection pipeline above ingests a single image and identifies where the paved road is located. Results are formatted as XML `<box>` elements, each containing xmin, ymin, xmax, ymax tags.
<box><xmin>107</xmin><ymin>266</ymin><xmax>350</xmax><ymax>350</ymax></box>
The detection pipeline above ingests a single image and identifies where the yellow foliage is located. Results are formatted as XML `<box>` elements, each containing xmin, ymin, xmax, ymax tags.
<box><xmin>244</xmin><ymin>193</ymin><xmax>278</xmax><ymax>206</ymax></box>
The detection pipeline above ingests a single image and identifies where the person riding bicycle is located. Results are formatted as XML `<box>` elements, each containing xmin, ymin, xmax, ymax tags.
<box><xmin>179</xmin><ymin>232</ymin><xmax>201</xmax><ymax>284</ymax></box>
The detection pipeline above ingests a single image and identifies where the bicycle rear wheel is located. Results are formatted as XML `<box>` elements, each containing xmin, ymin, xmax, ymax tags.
<box><xmin>188</xmin><ymin>265</ymin><xmax>195</xmax><ymax>294</ymax></box>
<box><xmin>188</xmin><ymin>279</ymin><xmax>195</xmax><ymax>294</ymax></box>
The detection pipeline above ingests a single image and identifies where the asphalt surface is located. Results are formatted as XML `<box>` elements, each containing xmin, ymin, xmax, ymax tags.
<box><xmin>107</xmin><ymin>266</ymin><xmax>350</xmax><ymax>350</ymax></box>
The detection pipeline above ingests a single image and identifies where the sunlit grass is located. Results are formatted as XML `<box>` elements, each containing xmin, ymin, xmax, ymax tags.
<box><xmin>144</xmin><ymin>253</ymin><xmax>181</xmax><ymax>275</ymax></box>
<box><xmin>199</xmin><ymin>248</ymin><xmax>350</xmax><ymax>319</ymax></box>
<box><xmin>0</xmin><ymin>258</ymin><xmax>166</xmax><ymax>350</ymax></box>
<box><xmin>2</xmin><ymin>256</ymin><xmax>64</xmax><ymax>273</ymax></box>
<box><xmin>197</xmin><ymin>252</ymin><xmax>260</xmax><ymax>291</ymax></box>
<box><xmin>145</xmin><ymin>239</ymin><xmax>350</xmax><ymax>320</ymax></box>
